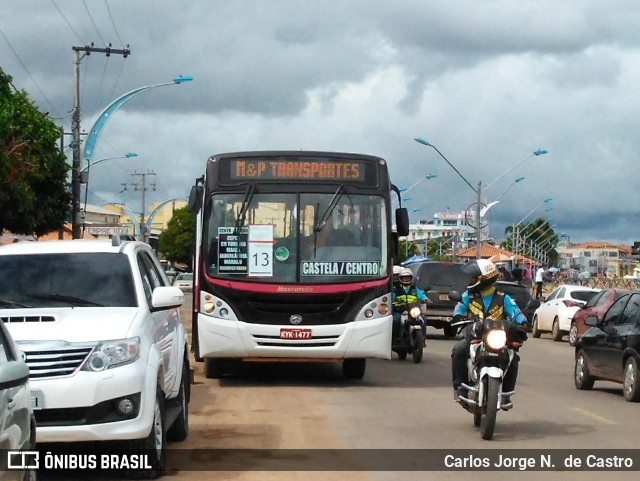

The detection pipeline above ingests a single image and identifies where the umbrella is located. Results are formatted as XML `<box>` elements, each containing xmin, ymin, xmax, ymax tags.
<box><xmin>547</xmin><ymin>267</ymin><xmax>559</xmax><ymax>273</ymax></box>
<box><xmin>489</xmin><ymin>253</ymin><xmax>513</xmax><ymax>263</ymax></box>
<box><xmin>401</xmin><ymin>254</ymin><xmax>428</xmax><ymax>266</ymax></box>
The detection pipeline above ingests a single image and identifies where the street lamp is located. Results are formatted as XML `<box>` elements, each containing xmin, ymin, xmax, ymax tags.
<box><xmin>71</xmin><ymin>75</ymin><xmax>194</xmax><ymax>239</ymax></box>
<box><xmin>82</xmin><ymin>152</ymin><xmax>138</xmax><ymax>235</ymax></box>
<box><xmin>415</xmin><ymin>137</ymin><xmax>547</xmax><ymax>259</ymax></box>
<box><xmin>393</xmin><ymin>173</ymin><xmax>437</xmax><ymax>207</ymax></box>
<box><xmin>479</xmin><ymin>176</ymin><xmax>526</xmax><ymax>236</ymax></box>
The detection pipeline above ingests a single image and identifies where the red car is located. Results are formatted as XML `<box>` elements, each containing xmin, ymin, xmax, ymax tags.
<box><xmin>569</xmin><ymin>288</ymin><xmax>630</xmax><ymax>346</ymax></box>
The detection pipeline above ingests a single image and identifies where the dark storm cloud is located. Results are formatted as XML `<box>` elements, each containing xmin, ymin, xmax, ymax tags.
<box><xmin>3</xmin><ymin>0</ymin><xmax>640</xmax><ymax>244</ymax></box>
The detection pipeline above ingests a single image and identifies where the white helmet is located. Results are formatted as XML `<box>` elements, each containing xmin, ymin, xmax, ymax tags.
<box><xmin>399</xmin><ymin>268</ymin><xmax>413</xmax><ymax>287</ymax></box>
<box><xmin>393</xmin><ymin>265</ymin><xmax>402</xmax><ymax>280</ymax></box>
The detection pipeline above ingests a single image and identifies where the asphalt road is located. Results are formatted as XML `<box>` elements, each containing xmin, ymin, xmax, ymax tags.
<box><xmin>40</xmin><ymin>295</ymin><xmax>639</xmax><ymax>481</ymax></box>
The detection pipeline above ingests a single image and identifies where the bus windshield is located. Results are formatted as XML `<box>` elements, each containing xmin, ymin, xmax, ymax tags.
<box><xmin>203</xmin><ymin>191</ymin><xmax>388</xmax><ymax>283</ymax></box>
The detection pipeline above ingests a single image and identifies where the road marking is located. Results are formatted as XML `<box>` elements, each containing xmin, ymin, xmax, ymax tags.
<box><xmin>569</xmin><ymin>407</ymin><xmax>618</xmax><ymax>425</ymax></box>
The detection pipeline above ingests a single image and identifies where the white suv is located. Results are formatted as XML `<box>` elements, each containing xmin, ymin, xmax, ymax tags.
<box><xmin>0</xmin><ymin>236</ymin><xmax>189</xmax><ymax>478</ymax></box>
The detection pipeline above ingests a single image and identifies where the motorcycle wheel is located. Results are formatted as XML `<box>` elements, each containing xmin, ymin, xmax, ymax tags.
<box><xmin>480</xmin><ymin>377</ymin><xmax>499</xmax><ymax>440</ymax></box>
<box><xmin>412</xmin><ymin>330</ymin><xmax>423</xmax><ymax>363</ymax></box>
<box><xmin>473</xmin><ymin>409</ymin><xmax>481</xmax><ymax>427</ymax></box>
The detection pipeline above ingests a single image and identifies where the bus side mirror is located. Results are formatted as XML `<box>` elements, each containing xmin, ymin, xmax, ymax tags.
<box><xmin>187</xmin><ymin>185</ymin><xmax>203</xmax><ymax>214</ymax></box>
<box><xmin>396</xmin><ymin>208</ymin><xmax>409</xmax><ymax>237</ymax></box>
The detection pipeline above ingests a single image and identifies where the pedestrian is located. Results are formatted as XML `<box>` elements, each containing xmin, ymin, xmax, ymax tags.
<box><xmin>535</xmin><ymin>266</ymin><xmax>545</xmax><ymax>299</ymax></box>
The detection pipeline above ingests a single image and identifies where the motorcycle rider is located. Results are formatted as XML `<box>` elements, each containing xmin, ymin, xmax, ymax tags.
<box><xmin>392</xmin><ymin>265</ymin><xmax>402</xmax><ymax>288</ymax></box>
<box><xmin>451</xmin><ymin>259</ymin><xmax>528</xmax><ymax>402</ymax></box>
<box><xmin>392</xmin><ymin>268</ymin><xmax>427</xmax><ymax>344</ymax></box>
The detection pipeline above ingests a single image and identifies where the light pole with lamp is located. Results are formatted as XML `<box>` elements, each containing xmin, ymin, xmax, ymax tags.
<box><xmin>511</xmin><ymin>196</ymin><xmax>552</xmax><ymax>256</ymax></box>
<box><xmin>81</xmin><ymin>152</ymin><xmax>138</xmax><ymax>235</ymax></box>
<box><xmin>479</xmin><ymin>175</ymin><xmax>526</xmax><ymax>239</ymax></box>
<box><xmin>107</xmin><ymin>202</ymin><xmax>142</xmax><ymax>239</ymax></box>
<box><xmin>415</xmin><ymin>137</ymin><xmax>547</xmax><ymax>259</ymax></box>
<box><xmin>71</xmin><ymin>75</ymin><xmax>194</xmax><ymax>239</ymax></box>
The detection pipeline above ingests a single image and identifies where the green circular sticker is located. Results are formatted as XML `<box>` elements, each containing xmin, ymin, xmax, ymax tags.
<box><xmin>275</xmin><ymin>246</ymin><xmax>290</xmax><ymax>261</ymax></box>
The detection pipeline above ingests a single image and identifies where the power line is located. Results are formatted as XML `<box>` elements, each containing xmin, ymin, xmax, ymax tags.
<box><xmin>0</xmin><ymin>30</ymin><xmax>62</xmax><ymax>118</ymax></box>
<box><xmin>104</xmin><ymin>0</ymin><xmax>125</xmax><ymax>47</ymax></box>
<box><xmin>83</xmin><ymin>0</ymin><xmax>107</xmax><ymax>45</ymax></box>
<box><xmin>50</xmin><ymin>0</ymin><xmax>84</xmax><ymax>43</ymax></box>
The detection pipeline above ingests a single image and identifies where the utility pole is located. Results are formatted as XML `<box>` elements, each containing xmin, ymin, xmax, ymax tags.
<box><xmin>71</xmin><ymin>43</ymin><xmax>130</xmax><ymax>239</ymax></box>
<box><xmin>126</xmin><ymin>170</ymin><xmax>156</xmax><ymax>243</ymax></box>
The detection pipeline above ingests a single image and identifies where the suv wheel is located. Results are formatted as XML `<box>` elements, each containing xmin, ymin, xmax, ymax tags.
<box><xmin>126</xmin><ymin>388</ymin><xmax>166</xmax><ymax>479</ymax></box>
<box><xmin>167</xmin><ymin>356</ymin><xmax>190</xmax><ymax>442</ymax></box>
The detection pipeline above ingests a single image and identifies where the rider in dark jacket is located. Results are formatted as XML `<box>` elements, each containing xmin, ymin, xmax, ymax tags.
<box><xmin>451</xmin><ymin>259</ymin><xmax>528</xmax><ymax>402</ymax></box>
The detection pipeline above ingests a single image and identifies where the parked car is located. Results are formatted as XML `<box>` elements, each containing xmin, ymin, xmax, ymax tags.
<box><xmin>574</xmin><ymin>290</ymin><xmax>640</xmax><ymax>401</ymax></box>
<box><xmin>412</xmin><ymin>261</ymin><xmax>468</xmax><ymax>337</ymax></box>
<box><xmin>0</xmin><ymin>235</ymin><xmax>189</xmax><ymax>478</ymax></box>
<box><xmin>569</xmin><ymin>288</ymin><xmax>630</xmax><ymax>346</ymax></box>
<box><xmin>494</xmin><ymin>280</ymin><xmax>541</xmax><ymax>329</ymax></box>
<box><xmin>532</xmin><ymin>284</ymin><xmax>601</xmax><ymax>341</ymax></box>
<box><xmin>173</xmin><ymin>272</ymin><xmax>194</xmax><ymax>292</ymax></box>
<box><xmin>0</xmin><ymin>319</ymin><xmax>36</xmax><ymax>481</ymax></box>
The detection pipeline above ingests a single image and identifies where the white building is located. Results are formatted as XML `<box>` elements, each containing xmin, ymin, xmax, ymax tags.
<box><xmin>407</xmin><ymin>211</ymin><xmax>475</xmax><ymax>251</ymax></box>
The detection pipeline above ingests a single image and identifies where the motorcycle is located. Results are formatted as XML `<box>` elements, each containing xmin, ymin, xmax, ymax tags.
<box><xmin>451</xmin><ymin>314</ymin><xmax>523</xmax><ymax>440</ymax></box>
<box><xmin>391</xmin><ymin>301</ymin><xmax>426</xmax><ymax>363</ymax></box>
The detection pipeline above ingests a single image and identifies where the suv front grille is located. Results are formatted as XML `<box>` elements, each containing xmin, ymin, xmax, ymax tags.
<box><xmin>19</xmin><ymin>342</ymin><xmax>96</xmax><ymax>379</ymax></box>
<box><xmin>1</xmin><ymin>315</ymin><xmax>56</xmax><ymax>323</ymax></box>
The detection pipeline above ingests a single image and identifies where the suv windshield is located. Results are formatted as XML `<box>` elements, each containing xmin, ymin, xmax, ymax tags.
<box><xmin>0</xmin><ymin>253</ymin><xmax>137</xmax><ymax>308</ymax></box>
<box><xmin>415</xmin><ymin>262</ymin><xmax>468</xmax><ymax>291</ymax></box>
<box><xmin>203</xmin><ymin>192</ymin><xmax>388</xmax><ymax>283</ymax></box>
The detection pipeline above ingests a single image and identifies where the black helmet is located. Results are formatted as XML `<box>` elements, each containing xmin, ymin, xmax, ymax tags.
<box><xmin>462</xmin><ymin>259</ymin><xmax>499</xmax><ymax>292</ymax></box>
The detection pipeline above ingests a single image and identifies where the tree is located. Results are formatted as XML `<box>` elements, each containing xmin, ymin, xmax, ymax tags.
<box><xmin>0</xmin><ymin>69</ymin><xmax>70</xmax><ymax>235</ymax></box>
<box><xmin>157</xmin><ymin>207</ymin><xmax>195</xmax><ymax>265</ymax></box>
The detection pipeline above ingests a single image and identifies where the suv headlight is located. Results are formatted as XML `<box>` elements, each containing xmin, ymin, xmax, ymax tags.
<box><xmin>82</xmin><ymin>337</ymin><xmax>140</xmax><ymax>372</ymax></box>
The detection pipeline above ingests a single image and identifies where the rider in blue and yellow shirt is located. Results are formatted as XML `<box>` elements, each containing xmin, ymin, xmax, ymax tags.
<box><xmin>392</xmin><ymin>268</ymin><xmax>427</xmax><ymax>342</ymax></box>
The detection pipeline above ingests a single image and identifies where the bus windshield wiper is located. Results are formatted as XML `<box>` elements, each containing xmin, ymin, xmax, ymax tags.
<box><xmin>313</xmin><ymin>184</ymin><xmax>346</xmax><ymax>233</ymax></box>
<box><xmin>0</xmin><ymin>298</ymin><xmax>31</xmax><ymax>308</ymax></box>
<box><xmin>26</xmin><ymin>293</ymin><xmax>103</xmax><ymax>307</ymax></box>
<box><xmin>235</xmin><ymin>184</ymin><xmax>256</xmax><ymax>233</ymax></box>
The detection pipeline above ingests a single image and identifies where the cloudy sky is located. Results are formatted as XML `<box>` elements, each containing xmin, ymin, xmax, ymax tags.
<box><xmin>2</xmin><ymin>0</ymin><xmax>639</xmax><ymax>245</ymax></box>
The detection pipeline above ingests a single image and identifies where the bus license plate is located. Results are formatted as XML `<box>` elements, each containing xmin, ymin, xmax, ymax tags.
<box><xmin>30</xmin><ymin>390</ymin><xmax>44</xmax><ymax>410</ymax></box>
<box><xmin>280</xmin><ymin>328</ymin><xmax>312</xmax><ymax>340</ymax></box>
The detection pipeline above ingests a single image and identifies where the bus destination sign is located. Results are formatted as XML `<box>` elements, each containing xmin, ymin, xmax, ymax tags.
<box><xmin>229</xmin><ymin>159</ymin><xmax>366</xmax><ymax>182</ymax></box>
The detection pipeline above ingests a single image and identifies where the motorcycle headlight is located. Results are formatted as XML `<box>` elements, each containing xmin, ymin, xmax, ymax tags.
<box><xmin>485</xmin><ymin>330</ymin><xmax>507</xmax><ymax>350</ymax></box>
<box><xmin>410</xmin><ymin>307</ymin><xmax>421</xmax><ymax>318</ymax></box>
<box><xmin>82</xmin><ymin>337</ymin><xmax>141</xmax><ymax>372</ymax></box>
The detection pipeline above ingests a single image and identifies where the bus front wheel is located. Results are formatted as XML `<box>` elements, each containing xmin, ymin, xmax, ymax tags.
<box><xmin>343</xmin><ymin>359</ymin><xmax>366</xmax><ymax>380</ymax></box>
